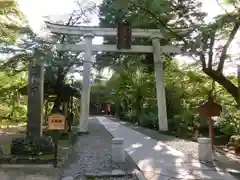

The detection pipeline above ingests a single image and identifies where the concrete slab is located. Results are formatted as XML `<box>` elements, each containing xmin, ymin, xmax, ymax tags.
<box><xmin>97</xmin><ymin>116</ymin><xmax>237</xmax><ymax>180</ymax></box>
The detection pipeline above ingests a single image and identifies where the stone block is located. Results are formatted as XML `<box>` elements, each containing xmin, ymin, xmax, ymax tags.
<box><xmin>198</xmin><ymin>138</ymin><xmax>212</xmax><ymax>162</ymax></box>
<box><xmin>112</xmin><ymin>138</ymin><xmax>125</xmax><ymax>163</ymax></box>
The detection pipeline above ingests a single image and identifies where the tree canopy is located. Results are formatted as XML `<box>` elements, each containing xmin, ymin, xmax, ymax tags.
<box><xmin>92</xmin><ymin>0</ymin><xmax>240</xmax><ymax>137</ymax></box>
<box><xmin>0</xmin><ymin>0</ymin><xmax>239</xmax><ymax>146</ymax></box>
<box><xmin>0</xmin><ymin>0</ymin><xmax>25</xmax><ymax>45</ymax></box>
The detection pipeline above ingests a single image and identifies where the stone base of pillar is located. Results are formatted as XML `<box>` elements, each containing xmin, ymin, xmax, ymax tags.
<box><xmin>77</xmin><ymin>124</ymin><xmax>89</xmax><ymax>135</ymax></box>
<box><xmin>198</xmin><ymin>137</ymin><xmax>213</xmax><ymax>162</ymax></box>
<box><xmin>77</xmin><ymin>118</ymin><xmax>89</xmax><ymax>134</ymax></box>
<box><xmin>77</xmin><ymin>131</ymin><xmax>90</xmax><ymax>136</ymax></box>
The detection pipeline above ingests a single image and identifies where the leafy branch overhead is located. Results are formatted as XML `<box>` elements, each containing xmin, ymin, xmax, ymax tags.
<box><xmin>98</xmin><ymin>0</ymin><xmax>240</xmax><ymax>103</ymax></box>
<box><xmin>97</xmin><ymin>0</ymin><xmax>205</xmax><ymax>71</ymax></box>
<box><xmin>194</xmin><ymin>8</ymin><xmax>240</xmax><ymax>102</ymax></box>
<box><xmin>0</xmin><ymin>0</ymin><xmax>25</xmax><ymax>44</ymax></box>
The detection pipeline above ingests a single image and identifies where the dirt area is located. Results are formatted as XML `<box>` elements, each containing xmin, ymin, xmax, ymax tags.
<box><xmin>0</xmin><ymin>124</ymin><xmax>25</xmax><ymax>154</ymax></box>
<box><xmin>0</xmin><ymin>124</ymin><xmax>71</xmax><ymax>180</ymax></box>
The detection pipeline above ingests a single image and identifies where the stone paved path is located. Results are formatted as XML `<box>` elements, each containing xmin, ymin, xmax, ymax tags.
<box><xmin>97</xmin><ymin>116</ymin><xmax>238</xmax><ymax>180</ymax></box>
<box><xmin>60</xmin><ymin>117</ymin><xmax>139</xmax><ymax>180</ymax></box>
<box><xmin>108</xmin><ymin>116</ymin><xmax>240</xmax><ymax>179</ymax></box>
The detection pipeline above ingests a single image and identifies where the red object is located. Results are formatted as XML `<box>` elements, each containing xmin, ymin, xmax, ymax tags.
<box><xmin>107</xmin><ymin>104</ymin><xmax>111</xmax><ymax>112</ymax></box>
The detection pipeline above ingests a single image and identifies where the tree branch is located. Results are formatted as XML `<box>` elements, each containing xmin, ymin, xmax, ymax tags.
<box><xmin>199</xmin><ymin>34</ymin><xmax>210</xmax><ymax>69</ymax></box>
<box><xmin>217</xmin><ymin>22</ymin><xmax>240</xmax><ymax>72</ymax></box>
<box><xmin>208</xmin><ymin>31</ymin><xmax>216</xmax><ymax>69</ymax></box>
<box><xmin>203</xmin><ymin>68</ymin><xmax>238</xmax><ymax>103</ymax></box>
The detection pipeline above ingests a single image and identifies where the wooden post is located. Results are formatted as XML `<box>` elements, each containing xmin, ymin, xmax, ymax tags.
<box><xmin>45</xmin><ymin>100</ymin><xmax>49</xmax><ymax>120</ymax></box>
<box><xmin>208</xmin><ymin>117</ymin><xmax>214</xmax><ymax>148</ymax></box>
<box><xmin>63</xmin><ymin>102</ymin><xmax>68</xmax><ymax>131</ymax></box>
<box><xmin>53</xmin><ymin>132</ymin><xmax>58</xmax><ymax>168</ymax></box>
<box><xmin>27</xmin><ymin>51</ymin><xmax>44</xmax><ymax>138</ymax></box>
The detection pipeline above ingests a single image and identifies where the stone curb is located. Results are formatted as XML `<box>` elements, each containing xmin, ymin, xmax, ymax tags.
<box><xmin>85</xmin><ymin>169</ymin><xmax>126</xmax><ymax>177</ymax></box>
<box><xmin>214</xmin><ymin>147</ymin><xmax>240</xmax><ymax>163</ymax></box>
<box><xmin>134</xmin><ymin>170</ymin><xmax>147</xmax><ymax>180</ymax></box>
<box><xmin>85</xmin><ymin>169</ymin><xmax>143</xmax><ymax>178</ymax></box>
<box><xmin>0</xmin><ymin>164</ymin><xmax>53</xmax><ymax>168</ymax></box>
<box><xmin>61</xmin><ymin>176</ymin><xmax>74</xmax><ymax>180</ymax></box>
<box><xmin>60</xmin><ymin>170</ymin><xmax>146</xmax><ymax>180</ymax></box>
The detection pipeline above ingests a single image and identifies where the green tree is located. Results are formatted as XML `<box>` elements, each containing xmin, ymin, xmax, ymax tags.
<box><xmin>0</xmin><ymin>0</ymin><xmax>24</xmax><ymax>44</ymax></box>
<box><xmin>105</xmin><ymin>0</ymin><xmax>240</xmax><ymax>103</ymax></box>
<box><xmin>1</xmin><ymin>2</ymin><xmax>97</xmax><ymax>112</ymax></box>
<box><xmin>96</xmin><ymin>0</ymin><xmax>240</xmax><ymax>136</ymax></box>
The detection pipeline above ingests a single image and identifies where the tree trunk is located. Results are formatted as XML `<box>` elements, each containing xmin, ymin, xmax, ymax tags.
<box><xmin>203</xmin><ymin>68</ymin><xmax>238</xmax><ymax>103</ymax></box>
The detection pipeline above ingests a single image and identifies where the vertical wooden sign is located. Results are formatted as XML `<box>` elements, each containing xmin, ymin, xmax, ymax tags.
<box><xmin>117</xmin><ymin>22</ymin><xmax>132</xmax><ymax>49</ymax></box>
<box><xmin>27</xmin><ymin>49</ymin><xmax>44</xmax><ymax>138</ymax></box>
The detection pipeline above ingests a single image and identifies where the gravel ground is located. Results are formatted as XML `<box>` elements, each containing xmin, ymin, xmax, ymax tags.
<box><xmin>60</xmin><ymin>117</ymin><xmax>138</xmax><ymax>180</ymax></box>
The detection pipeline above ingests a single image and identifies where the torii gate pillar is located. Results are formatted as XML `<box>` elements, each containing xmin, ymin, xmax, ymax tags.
<box><xmin>79</xmin><ymin>33</ymin><xmax>94</xmax><ymax>133</ymax></box>
<box><xmin>152</xmin><ymin>37</ymin><xmax>168</xmax><ymax>131</ymax></box>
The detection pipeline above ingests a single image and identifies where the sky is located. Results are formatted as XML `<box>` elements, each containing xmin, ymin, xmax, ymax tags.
<box><xmin>18</xmin><ymin>0</ymin><xmax>240</xmax><ymax>77</ymax></box>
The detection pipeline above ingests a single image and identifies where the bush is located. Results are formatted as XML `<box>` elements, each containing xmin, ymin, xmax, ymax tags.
<box><xmin>119</xmin><ymin>110</ymin><xmax>137</xmax><ymax>123</ymax></box>
<box><xmin>139</xmin><ymin>112</ymin><xmax>158</xmax><ymax>129</ymax></box>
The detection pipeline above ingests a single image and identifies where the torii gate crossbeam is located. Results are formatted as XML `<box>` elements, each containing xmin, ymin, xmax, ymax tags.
<box><xmin>45</xmin><ymin>21</ymin><xmax>186</xmax><ymax>133</ymax></box>
<box><xmin>45</xmin><ymin>21</ymin><xmax>190</xmax><ymax>38</ymax></box>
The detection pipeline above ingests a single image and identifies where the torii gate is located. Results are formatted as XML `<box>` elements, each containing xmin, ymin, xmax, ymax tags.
<box><xmin>45</xmin><ymin>22</ymin><xmax>187</xmax><ymax>133</ymax></box>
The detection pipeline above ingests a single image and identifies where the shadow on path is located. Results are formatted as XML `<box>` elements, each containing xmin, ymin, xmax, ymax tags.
<box><xmin>97</xmin><ymin>116</ymin><xmax>238</xmax><ymax>180</ymax></box>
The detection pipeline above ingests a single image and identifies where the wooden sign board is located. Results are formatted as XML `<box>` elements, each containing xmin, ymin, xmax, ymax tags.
<box><xmin>48</xmin><ymin>113</ymin><xmax>65</xmax><ymax>130</ymax></box>
<box><xmin>198</xmin><ymin>99</ymin><xmax>222</xmax><ymax>118</ymax></box>
<box><xmin>117</xmin><ymin>22</ymin><xmax>132</xmax><ymax>49</ymax></box>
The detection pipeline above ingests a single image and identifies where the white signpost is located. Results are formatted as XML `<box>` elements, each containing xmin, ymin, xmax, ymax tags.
<box><xmin>45</xmin><ymin>22</ymin><xmax>185</xmax><ymax>133</ymax></box>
